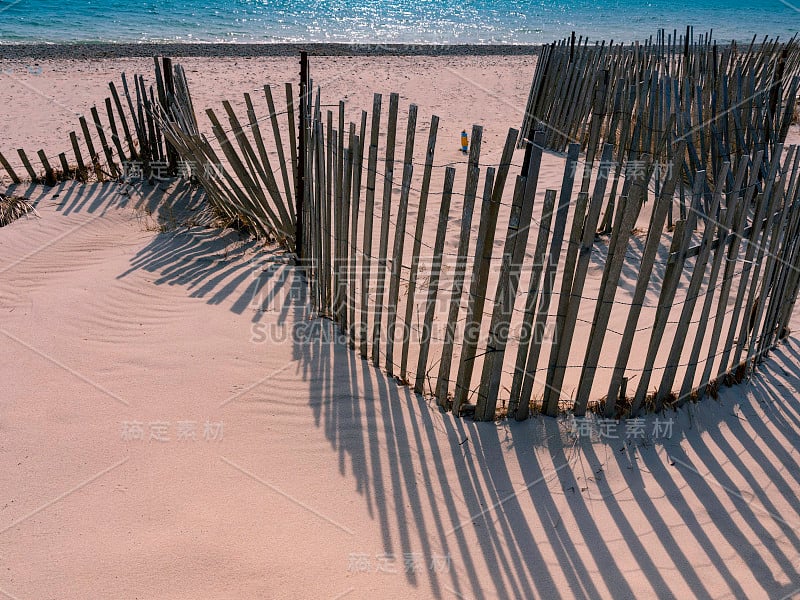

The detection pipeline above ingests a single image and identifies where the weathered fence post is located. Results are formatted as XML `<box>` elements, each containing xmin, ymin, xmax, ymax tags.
<box><xmin>297</xmin><ymin>51</ymin><xmax>308</xmax><ymax>258</ymax></box>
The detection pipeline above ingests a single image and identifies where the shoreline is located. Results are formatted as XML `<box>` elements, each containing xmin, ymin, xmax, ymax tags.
<box><xmin>0</xmin><ymin>42</ymin><xmax>544</xmax><ymax>60</ymax></box>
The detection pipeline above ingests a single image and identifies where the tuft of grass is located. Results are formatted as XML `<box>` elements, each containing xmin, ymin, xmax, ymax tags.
<box><xmin>0</xmin><ymin>193</ymin><xmax>37</xmax><ymax>227</ymax></box>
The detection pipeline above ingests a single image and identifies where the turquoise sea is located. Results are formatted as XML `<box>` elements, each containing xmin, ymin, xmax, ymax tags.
<box><xmin>0</xmin><ymin>0</ymin><xmax>797</xmax><ymax>44</ymax></box>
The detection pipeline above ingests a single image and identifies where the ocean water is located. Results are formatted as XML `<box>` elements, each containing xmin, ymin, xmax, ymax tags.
<box><xmin>0</xmin><ymin>0</ymin><xmax>797</xmax><ymax>45</ymax></box>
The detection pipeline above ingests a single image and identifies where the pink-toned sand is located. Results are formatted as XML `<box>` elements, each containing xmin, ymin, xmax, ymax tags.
<box><xmin>0</xmin><ymin>55</ymin><xmax>799</xmax><ymax>599</ymax></box>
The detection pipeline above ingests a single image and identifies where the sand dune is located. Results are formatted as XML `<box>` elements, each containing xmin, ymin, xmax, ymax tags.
<box><xmin>0</xmin><ymin>179</ymin><xmax>797</xmax><ymax>599</ymax></box>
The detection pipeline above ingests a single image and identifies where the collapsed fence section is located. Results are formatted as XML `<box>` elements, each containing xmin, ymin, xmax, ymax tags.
<box><xmin>156</xmin><ymin>76</ymin><xmax>299</xmax><ymax>250</ymax></box>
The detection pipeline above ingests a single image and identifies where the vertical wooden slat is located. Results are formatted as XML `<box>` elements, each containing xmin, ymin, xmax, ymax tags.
<box><xmin>514</xmin><ymin>142</ymin><xmax>578</xmax><ymax>419</ymax></box>
<box><xmin>360</xmin><ymin>94</ymin><xmax>382</xmax><ymax>359</ymax></box>
<box><xmin>385</xmin><ymin>162</ymin><xmax>415</xmax><ymax>376</ymax></box>
<box><xmin>604</xmin><ymin>142</ymin><xmax>687</xmax><ymax>414</ymax></box>
<box><xmin>400</xmin><ymin>115</ymin><xmax>440</xmax><ymax>380</ymax></box>
<box><xmin>435</xmin><ymin>124</ymin><xmax>483</xmax><ymax>408</ymax></box>
<box><xmin>371</xmin><ymin>92</ymin><xmax>400</xmax><ymax>367</ymax></box>
<box><xmin>508</xmin><ymin>189</ymin><xmax>556</xmax><ymax>420</ymax></box>
<box><xmin>385</xmin><ymin>104</ymin><xmax>418</xmax><ymax>375</ymax></box>
<box><xmin>452</xmin><ymin>128</ymin><xmax>519</xmax><ymax>412</ymax></box>
<box><xmin>699</xmin><ymin>151</ymin><xmax>764</xmax><ymax>393</ymax></box>
<box><xmin>414</xmin><ymin>167</ymin><xmax>455</xmax><ymax>396</ymax></box>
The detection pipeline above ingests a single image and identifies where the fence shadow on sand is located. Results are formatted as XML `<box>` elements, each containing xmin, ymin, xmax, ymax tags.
<box><xmin>292</xmin><ymin>297</ymin><xmax>800</xmax><ymax>599</ymax></box>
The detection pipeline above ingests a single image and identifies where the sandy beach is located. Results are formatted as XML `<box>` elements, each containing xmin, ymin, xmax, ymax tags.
<box><xmin>1</xmin><ymin>50</ymin><xmax>799</xmax><ymax>599</ymax></box>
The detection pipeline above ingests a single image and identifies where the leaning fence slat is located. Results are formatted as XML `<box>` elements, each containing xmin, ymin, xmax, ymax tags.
<box><xmin>105</xmin><ymin>97</ymin><xmax>128</xmax><ymax>166</ymax></box>
<box><xmin>629</xmin><ymin>219</ymin><xmax>690</xmax><ymax>415</ymax></box>
<box><xmin>17</xmin><ymin>149</ymin><xmax>37</xmax><ymax>181</ymax></box>
<box><xmin>541</xmin><ymin>190</ymin><xmax>590</xmax><ymax>415</ymax></box>
<box><xmin>331</xmin><ymin>129</ymin><xmax>341</xmax><ymax>321</ymax></box>
<box><xmin>0</xmin><ymin>151</ymin><xmax>21</xmax><ymax>184</ymax></box>
<box><xmin>699</xmin><ymin>152</ymin><xmax>764</xmax><ymax>393</ymax></box>
<box><xmin>475</xmin><ymin>169</ymin><xmax>541</xmax><ymax>421</ymax></box>
<box><xmin>759</xmin><ymin>177</ymin><xmax>800</xmax><ymax>353</ymax></box>
<box><xmin>36</xmin><ymin>150</ymin><xmax>55</xmax><ymax>185</ymax></box>
<box><xmin>630</xmin><ymin>171</ymin><xmax>704</xmax><ymax>413</ymax></box>
<box><xmin>206</xmin><ymin>108</ymin><xmax>282</xmax><ymax>241</ymax></box>
<box><xmin>265</xmin><ymin>85</ymin><xmax>296</xmax><ymax>219</ymax></box>
<box><xmin>109</xmin><ymin>81</ymin><xmax>137</xmax><ymax>160</ymax></box>
<box><xmin>222</xmin><ymin>100</ymin><xmax>294</xmax><ymax>236</ymax></box>
<box><xmin>726</xmin><ymin>145</ymin><xmax>788</xmax><ymax>375</ymax></box>
<box><xmin>313</xmin><ymin>118</ymin><xmax>326</xmax><ymax>313</ymax></box>
<box><xmin>337</xmin><ymin>130</ymin><xmax>355</xmax><ymax>330</ymax></box>
<box><xmin>325</xmin><ymin>110</ymin><xmax>334</xmax><ymax>314</ymax></box>
<box><xmin>91</xmin><ymin>106</ymin><xmax>120</xmax><ymax>178</ymax></box>
<box><xmin>69</xmin><ymin>131</ymin><xmax>88</xmax><ymax>182</ymax></box>
<box><xmin>478</xmin><ymin>130</ymin><xmax>548</xmax><ymax>419</ymax></box>
<box><xmin>348</xmin><ymin>115</ymin><xmax>366</xmax><ymax>348</ymax></box>
<box><xmin>679</xmin><ymin>160</ymin><xmax>741</xmax><ymax>400</ymax></box>
<box><xmin>573</xmin><ymin>165</ymin><xmax>646</xmax><ymax>416</ymax></box>
<box><xmin>743</xmin><ymin>163</ymin><xmax>796</xmax><ymax>374</ymax></box>
<box><xmin>58</xmin><ymin>153</ymin><xmax>70</xmax><ymax>178</ymax></box>
<box><xmin>285</xmin><ymin>83</ymin><xmax>299</xmax><ymax>201</ymax></box>
<box><xmin>79</xmin><ymin>116</ymin><xmax>104</xmax><ymax>181</ymax></box>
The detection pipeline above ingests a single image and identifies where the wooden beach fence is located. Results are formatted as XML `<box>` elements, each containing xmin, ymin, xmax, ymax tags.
<box><xmin>4</xmin><ymin>49</ymin><xmax>800</xmax><ymax>422</ymax></box>
<box><xmin>520</xmin><ymin>30</ymin><xmax>800</xmax><ymax>233</ymax></box>
<box><xmin>0</xmin><ymin>57</ymin><xmax>183</xmax><ymax>187</ymax></box>
<box><xmin>296</xmin><ymin>65</ymin><xmax>800</xmax><ymax>420</ymax></box>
